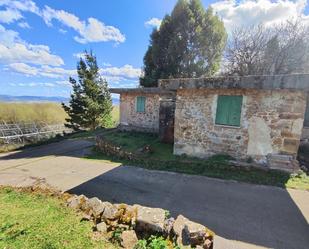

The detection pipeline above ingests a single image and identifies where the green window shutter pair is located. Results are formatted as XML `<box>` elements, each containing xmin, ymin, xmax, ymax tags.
<box><xmin>215</xmin><ymin>95</ymin><xmax>243</xmax><ymax>127</ymax></box>
<box><xmin>136</xmin><ymin>96</ymin><xmax>146</xmax><ymax>113</ymax></box>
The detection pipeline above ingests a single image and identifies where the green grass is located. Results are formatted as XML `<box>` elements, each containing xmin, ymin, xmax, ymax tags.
<box><xmin>98</xmin><ymin>131</ymin><xmax>178</xmax><ymax>160</ymax></box>
<box><xmin>86</xmin><ymin>131</ymin><xmax>309</xmax><ymax>190</ymax></box>
<box><xmin>0</xmin><ymin>187</ymin><xmax>116</xmax><ymax>249</ymax></box>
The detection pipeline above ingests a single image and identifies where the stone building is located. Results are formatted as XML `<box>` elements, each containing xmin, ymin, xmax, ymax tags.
<box><xmin>110</xmin><ymin>74</ymin><xmax>309</xmax><ymax>171</ymax></box>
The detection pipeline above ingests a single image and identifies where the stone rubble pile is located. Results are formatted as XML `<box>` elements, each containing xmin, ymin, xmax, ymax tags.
<box><xmin>66</xmin><ymin>194</ymin><xmax>214</xmax><ymax>249</ymax></box>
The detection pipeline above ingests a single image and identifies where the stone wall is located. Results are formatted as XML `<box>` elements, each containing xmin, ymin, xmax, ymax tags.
<box><xmin>174</xmin><ymin>88</ymin><xmax>306</xmax><ymax>163</ymax></box>
<box><xmin>302</xmin><ymin>128</ymin><xmax>309</xmax><ymax>141</ymax></box>
<box><xmin>66</xmin><ymin>193</ymin><xmax>215</xmax><ymax>249</ymax></box>
<box><xmin>119</xmin><ymin>92</ymin><xmax>160</xmax><ymax>133</ymax></box>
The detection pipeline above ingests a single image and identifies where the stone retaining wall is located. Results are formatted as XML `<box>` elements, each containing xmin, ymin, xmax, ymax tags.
<box><xmin>174</xmin><ymin>88</ymin><xmax>306</xmax><ymax>165</ymax></box>
<box><xmin>66</xmin><ymin>193</ymin><xmax>215</xmax><ymax>249</ymax></box>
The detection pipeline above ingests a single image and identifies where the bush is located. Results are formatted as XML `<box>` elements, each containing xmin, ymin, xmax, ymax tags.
<box><xmin>134</xmin><ymin>236</ymin><xmax>174</xmax><ymax>249</ymax></box>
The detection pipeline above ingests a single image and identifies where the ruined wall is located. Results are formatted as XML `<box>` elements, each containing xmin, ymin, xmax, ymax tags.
<box><xmin>119</xmin><ymin>93</ymin><xmax>160</xmax><ymax>132</ymax></box>
<box><xmin>174</xmin><ymin>89</ymin><xmax>306</xmax><ymax>162</ymax></box>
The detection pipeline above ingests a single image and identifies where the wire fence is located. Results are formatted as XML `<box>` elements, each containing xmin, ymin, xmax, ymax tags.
<box><xmin>0</xmin><ymin>121</ymin><xmax>71</xmax><ymax>145</ymax></box>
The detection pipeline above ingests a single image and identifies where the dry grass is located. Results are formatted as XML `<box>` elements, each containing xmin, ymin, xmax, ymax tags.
<box><xmin>0</xmin><ymin>102</ymin><xmax>120</xmax><ymax>126</ymax></box>
<box><xmin>112</xmin><ymin>105</ymin><xmax>120</xmax><ymax>125</ymax></box>
<box><xmin>0</xmin><ymin>102</ymin><xmax>67</xmax><ymax>124</ymax></box>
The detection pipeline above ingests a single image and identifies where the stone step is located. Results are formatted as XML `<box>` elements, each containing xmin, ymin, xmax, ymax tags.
<box><xmin>267</xmin><ymin>154</ymin><xmax>294</xmax><ymax>161</ymax></box>
<box><xmin>267</xmin><ymin>154</ymin><xmax>299</xmax><ymax>172</ymax></box>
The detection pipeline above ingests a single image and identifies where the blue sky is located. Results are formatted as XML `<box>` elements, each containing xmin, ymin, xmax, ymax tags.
<box><xmin>0</xmin><ymin>0</ymin><xmax>308</xmax><ymax>97</ymax></box>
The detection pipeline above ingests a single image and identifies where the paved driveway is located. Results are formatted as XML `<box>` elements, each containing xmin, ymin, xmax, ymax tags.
<box><xmin>0</xmin><ymin>139</ymin><xmax>308</xmax><ymax>249</ymax></box>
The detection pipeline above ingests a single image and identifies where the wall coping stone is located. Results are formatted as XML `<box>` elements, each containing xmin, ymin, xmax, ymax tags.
<box><xmin>110</xmin><ymin>87</ymin><xmax>175</xmax><ymax>94</ymax></box>
<box><xmin>158</xmin><ymin>74</ymin><xmax>309</xmax><ymax>91</ymax></box>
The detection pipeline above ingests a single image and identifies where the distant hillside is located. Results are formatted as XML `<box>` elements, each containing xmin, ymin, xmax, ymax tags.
<box><xmin>0</xmin><ymin>95</ymin><xmax>69</xmax><ymax>103</ymax></box>
<box><xmin>0</xmin><ymin>95</ymin><xmax>119</xmax><ymax>105</ymax></box>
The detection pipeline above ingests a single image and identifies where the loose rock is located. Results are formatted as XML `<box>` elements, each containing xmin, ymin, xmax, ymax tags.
<box><xmin>96</xmin><ymin>222</ymin><xmax>107</xmax><ymax>233</ymax></box>
<box><xmin>134</xmin><ymin>205</ymin><xmax>165</xmax><ymax>233</ymax></box>
<box><xmin>85</xmin><ymin>197</ymin><xmax>105</xmax><ymax>218</ymax></box>
<box><xmin>102</xmin><ymin>202</ymin><xmax>118</xmax><ymax>220</ymax></box>
<box><xmin>173</xmin><ymin>215</ymin><xmax>208</xmax><ymax>247</ymax></box>
<box><xmin>164</xmin><ymin>217</ymin><xmax>175</xmax><ymax>235</ymax></box>
<box><xmin>67</xmin><ymin>195</ymin><xmax>87</xmax><ymax>209</ymax></box>
<box><xmin>121</xmin><ymin>230</ymin><xmax>138</xmax><ymax>249</ymax></box>
<box><xmin>203</xmin><ymin>238</ymin><xmax>212</xmax><ymax>249</ymax></box>
<box><xmin>81</xmin><ymin>213</ymin><xmax>92</xmax><ymax>221</ymax></box>
<box><xmin>116</xmin><ymin>204</ymin><xmax>137</xmax><ymax>225</ymax></box>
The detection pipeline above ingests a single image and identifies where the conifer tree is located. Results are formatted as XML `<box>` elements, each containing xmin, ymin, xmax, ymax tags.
<box><xmin>62</xmin><ymin>51</ymin><xmax>112</xmax><ymax>130</ymax></box>
<box><xmin>140</xmin><ymin>0</ymin><xmax>227</xmax><ymax>87</ymax></box>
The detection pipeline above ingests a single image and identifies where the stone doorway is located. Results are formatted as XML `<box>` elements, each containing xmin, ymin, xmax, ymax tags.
<box><xmin>159</xmin><ymin>95</ymin><xmax>175</xmax><ymax>144</ymax></box>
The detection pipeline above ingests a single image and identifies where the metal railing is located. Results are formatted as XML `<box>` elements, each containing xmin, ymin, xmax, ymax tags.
<box><xmin>0</xmin><ymin>121</ymin><xmax>71</xmax><ymax>144</ymax></box>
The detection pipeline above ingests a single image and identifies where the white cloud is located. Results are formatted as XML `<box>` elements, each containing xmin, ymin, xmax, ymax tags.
<box><xmin>0</xmin><ymin>8</ymin><xmax>22</xmax><ymax>23</ymax></box>
<box><xmin>100</xmin><ymin>64</ymin><xmax>141</xmax><ymax>79</ymax></box>
<box><xmin>0</xmin><ymin>1</ymin><xmax>125</xmax><ymax>44</ymax></box>
<box><xmin>8</xmin><ymin>62</ymin><xmax>37</xmax><ymax>75</ymax></box>
<box><xmin>212</xmin><ymin>0</ymin><xmax>309</xmax><ymax>33</ymax></box>
<box><xmin>41</xmin><ymin>6</ymin><xmax>125</xmax><ymax>44</ymax></box>
<box><xmin>9</xmin><ymin>82</ymin><xmax>56</xmax><ymax>87</ymax></box>
<box><xmin>0</xmin><ymin>24</ymin><xmax>63</xmax><ymax>66</ymax></box>
<box><xmin>7</xmin><ymin>61</ymin><xmax>140</xmax><ymax>81</ymax></box>
<box><xmin>0</xmin><ymin>0</ymin><xmax>40</xmax><ymax>15</ymax></box>
<box><xmin>39</xmin><ymin>65</ymin><xmax>76</xmax><ymax>78</ymax></box>
<box><xmin>55</xmin><ymin>80</ymin><xmax>70</xmax><ymax>86</ymax></box>
<box><xmin>7</xmin><ymin>62</ymin><xmax>76</xmax><ymax>78</ymax></box>
<box><xmin>18</xmin><ymin>21</ymin><xmax>30</xmax><ymax>28</ymax></box>
<box><xmin>0</xmin><ymin>24</ymin><xmax>19</xmax><ymax>46</ymax></box>
<box><xmin>0</xmin><ymin>43</ymin><xmax>64</xmax><ymax>66</ymax></box>
<box><xmin>58</xmin><ymin>28</ymin><xmax>67</xmax><ymax>34</ymax></box>
<box><xmin>145</xmin><ymin>18</ymin><xmax>162</xmax><ymax>29</ymax></box>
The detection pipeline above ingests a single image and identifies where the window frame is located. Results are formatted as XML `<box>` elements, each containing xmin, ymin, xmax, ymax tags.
<box><xmin>215</xmin><ymin>95</ymin><xmax>243</xmax><ymax>127</ymax></box>
<box><xmin>136</xmin><ymin>96</ymin><xmax>146</xmax><ymax>113</ymax></box>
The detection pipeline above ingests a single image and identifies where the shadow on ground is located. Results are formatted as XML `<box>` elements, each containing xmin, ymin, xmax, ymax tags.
<box><xmin>1</xmin><ymin>139</ymin><xmax>309</xmax><ymax>248</ymax></box>
<box><xmin>69</xmin><ymin>165</ymin><xmax>309</xmax><ymax>249</ymax></box>
<box><xmin>0</xmin><ymin>139</ymin><xmax>94</xmax><ymax>160</ymax></box>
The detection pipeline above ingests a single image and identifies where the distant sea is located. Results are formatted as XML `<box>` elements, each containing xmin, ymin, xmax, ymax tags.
<box><xmin>0</xmin><ymin>95</ymin><xmax>120</xmax><ymax>105</ymax></box>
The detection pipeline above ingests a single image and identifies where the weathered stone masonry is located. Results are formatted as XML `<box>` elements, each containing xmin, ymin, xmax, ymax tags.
<box><xmin>111</xmin><ymin>74</ymin><xmax>309</xmax><ymax>171</ymax></box>
<box><xmin>119</xmin><ymin>92</ymin><xmax>160</xmax><ymax>132</ymax></box>
<box><xmin>174</xmin><ymin>88</ymin><xmax>306</xmax><ymax>162</ymax></box>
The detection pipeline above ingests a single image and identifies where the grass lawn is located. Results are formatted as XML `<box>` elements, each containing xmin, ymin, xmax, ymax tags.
<box><xmin>86</xmin><ymin>131</ymin><xmax>309</xmax><ymax>191</ymax></box>
<box><xmin>0</xmin><ymin>187</ymin><xmax>116</xmax><ymax>249</ymax></box>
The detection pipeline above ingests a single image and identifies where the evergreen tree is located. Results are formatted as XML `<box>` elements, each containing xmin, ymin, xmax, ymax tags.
<box><xmin>140</xmin><ymin>0</ymin><xmax>227</xmax><ymax>87</ymax></box>
<box><xmin>62</xmin><ymin>51</ymin><xmax>112</xmax><ymax>131</ymax></box>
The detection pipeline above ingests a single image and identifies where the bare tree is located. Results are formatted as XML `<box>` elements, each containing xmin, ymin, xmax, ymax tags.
<box><xmin>224</xmin><ymin>20</ymin><xmax>309</xmax><ymax>76</ymax></box>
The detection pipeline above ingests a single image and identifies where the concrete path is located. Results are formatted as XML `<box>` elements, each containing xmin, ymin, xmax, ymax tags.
<box><xmin>0</xmin><ymin>139</ymin><xmax>308</xmax><ymax>249</ymax></box>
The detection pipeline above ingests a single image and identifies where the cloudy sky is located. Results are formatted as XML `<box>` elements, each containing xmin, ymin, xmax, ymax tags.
<box><xmin>1</xmin><ymin>0</ymin><xmax>309</xmax><ymax>97</ymax></box>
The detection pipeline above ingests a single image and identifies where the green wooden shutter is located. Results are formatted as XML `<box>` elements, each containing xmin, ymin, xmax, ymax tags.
<box><xmin>228</xmin><ymin>96</ymin><xmax>243</xmax><ymax>126</ymax></box>
<box><xmin>136</xmin><ymin>96</ymin><xmax>146</xmax><ymax>112</ymax></box>
<box><xmin>215</xmin><ymin>95</ymin><xmax>243</xmax><ymax>126</ymax></box>
<box><xmin>215</xmin><ymin>96</ymin><xmax>230</xmax><ymax>125</ymax></box>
